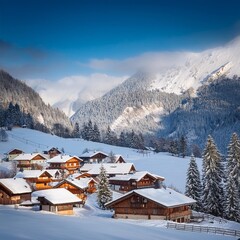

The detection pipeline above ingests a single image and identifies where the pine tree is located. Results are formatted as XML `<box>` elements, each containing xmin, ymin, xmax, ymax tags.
<box><xmin>225</xmin><ymin>133</ymin><xmax>240</xmax><ymax>222</ymax></box>
<box><xmin>202</xmin><ymin>135</ymin><xmax>224</xmax><ymax>217</ymax></box>
<box><xmin>179</xmin><ymin>135</ymin><xmax>187</xmax><ymax>158</ymax></box>
<box><xmin>185</xmin><ymin>154</ymin><xmax>202</xmax><ymax>211</ymax></box>
<box><xmin>0</xmin><ymin>128</ymin><xmax>8</xmax><ymax>142</ymax></box>
<box><xmin>73</xmin><ymin>122</ymin><xmax>80</xmax><ymax>138</ymax></box>
<box><xmin>97</xmin><ymin>165</ymin><xmax>112</xmax><ymax>209</ymax></box>
<box><xmin>92</xmin><ymin>123</ymin><xmax>101</xmax><ymax>142</ymax></box>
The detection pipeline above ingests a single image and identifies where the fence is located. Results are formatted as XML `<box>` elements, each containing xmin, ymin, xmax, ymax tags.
<box><xmin>167</xmin><ymin>222</ymin><xmax>240</xmax><ymax>238</ymax></box>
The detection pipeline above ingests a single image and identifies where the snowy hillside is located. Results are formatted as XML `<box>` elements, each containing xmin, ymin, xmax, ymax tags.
<box><xmin>149</xmin><ymin>37</ymin><xmax>240</xmax><ymax>94</ymax></box>
<box><xmin>0</xmin><ymin>128</ymin><xmax>200</xmax><ymax>192</ymax></box>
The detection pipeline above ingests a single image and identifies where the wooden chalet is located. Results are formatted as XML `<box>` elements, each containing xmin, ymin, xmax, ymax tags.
<box><xmin>113</xmin><ymin>155</ymin><xmax>126</xmax><ymax>163</ymax></box>
<box><xmin>13</xmin><ymin>153</ymin><xmax>48</xmax><ymax>170</ymax></box>
<box><xmin>54</xmin><ymin>177</ymin><xmax>97</xmax><ymax>203</ymax></box>
<box><xmin>74</xmin><ymin>174</ymin><xmax>97</xmax><ymax>193</ymax></box>
<box><xmin>6</xmin><ymin>148</ymin><xmax>24</xmax><ymax>161</ymax></box>
<box><xmin>15</xmin><ymin>169</ymin><xmax>61</xmax><ymax>190</ymax></box>
<box><xmin>43</xmin><ymin>147</ymin><xmax>62</xmax><ymax>159</ymax></box>
<box><xmin>104</xmin><ymin>155</ymin><xmax>127</xmax><ymax>163</ymax></box>
<box><xmin>47</xmin><ymin>155</ymin><xmax>83</xmax><ymax>175</ymax></box>
<box><xmin>32</xmin><ymin>188</ymin><xmax>82</xmax><ymax>215</ymax></box>
<box><xmin>0</xmin><ymin>178</ymin><xmax>32</xmax><ymax>205</ymax></box>
<box><xmin>80</xmin><ymin>151</ymin><xmax>108</xmax><ymax>164</ymax></box>
<box><xmin>109</xmin><ymin>171</ymin><xmax>165</xmax><ymax>193</ymax></box>
<box><xmin>105</xmin><ymin>188</ymin><xmax>196</xmax><ymax>222</ymax></box>
<box><xmin>80</xmin><ymin>163</ymin><xmax>136</xmax><ymax>177</ymax></box>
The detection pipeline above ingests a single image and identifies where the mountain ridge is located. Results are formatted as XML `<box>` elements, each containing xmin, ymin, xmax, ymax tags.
<box><xmin>0</xmin><ymin>70</ymin><xmax>73</xmax><ymax>136</ymax></box>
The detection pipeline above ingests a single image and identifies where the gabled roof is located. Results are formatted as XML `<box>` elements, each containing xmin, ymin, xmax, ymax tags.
<box><xmin>81</xmin><ymin>163</ymin><xmax>136</xmax><ymax>175</ymax></box>
<box><xmin>44</xmin><ymin>147</ymin><xmax>61</xmax><ymax>152</ymax></box>
<box><xmin>13</xmin><ymin>153</ymin><xmax>48</xmax><ymax>161</ymax></box>
<box><xmin>109</xmin><ymin>171</ymin><xmax>165</xmax><ymax>182</ymax></box>
<box><xmin>47</xmin><ymin>155</ymin><xmax>82</xmax><ymax>163</ymax></box>
<box><xmin>56</xmin><ymin>177</ymin><xmax>96</xmax><ymax>190</ymax></box>
<box><xmin>80</xmin><ymin>151</ymin><xmax>108</xmax><ymax>158</ymax></box>
<box><xmin>32</xmin><ymin>188</ymin><xmax>82</xmax><ymax>205</ymax></box>
<box><xmin>114</xmin><ymin>155</ymin><xmax>126</xmax><ymax>163</ymax></box>
<box><xmin>106</xmin><ymin>187</ymin><xmax>196</xmax><ymax>208</ymax></box>
<box><xmin>15</xmin><ymin>169</ymin><xmax>59</xmax><ymax>179</ymax></box>
<box><xmin>0</xmin><ymin>178</ymin><xmax>32</xmax><ymax>194</ymax></box>
<box><xmin>7</xmin><ymin>148</ymin><xmax>24</xmax><ymax>155</ymax></box>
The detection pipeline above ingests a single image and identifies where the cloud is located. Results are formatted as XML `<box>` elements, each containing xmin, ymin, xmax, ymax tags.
<box><xmin>26</xmin><ymin>73</ymin><xmax>128</xmax><ymax>116</ymax></box>
<box><xmin>0</xmin><ymin>39</ymin><xmax>50</xmax><ymax>79</ymax></box>
<box><xmin>86</xmin><ymin>51</ymin><xmax>198</xmax><ymax>74</ymax></box>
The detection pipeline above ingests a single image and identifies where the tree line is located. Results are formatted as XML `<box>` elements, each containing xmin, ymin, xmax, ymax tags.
<box><xmin>185</xmin><ymin>133</ymin><xmax>240</xmax><ymax>222</ymax></box>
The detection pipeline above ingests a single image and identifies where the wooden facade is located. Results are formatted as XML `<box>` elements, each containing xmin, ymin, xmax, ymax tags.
<box><xmin>14</xmin><ymin>153</ymin><xmax>47</xmax><ymax>170</ymax></box>
<box><xmin>0</xmin><ymin>180</ymin><xmax>31</xmax><ymax>205</ymax></box>
<box><xmin>43</xmin><ymin>147</ymin><xmax>61</xmax><ymax>159</ymax></box>
<box><xmin>80</xmin><ymin>151</ymin><xmax>108</xmax><ymax>164</ymax></box>
<box><xmin>106</xmin><ymin>189</ymin><xmax>194</xmax><ymax>222</ymax></box>
<box><xmin>37</xmin><ymin>197</ymin><xmax>76</xmax><ymax>215</ymax></box>
<box><xmin>25</xmin><ymin>171</ymin><xmax>54</xmax><ymax>190</ymax></box>
<box><xmin>34</xmin><ymin>188</ymin><xmax>82</xmax><ymax>215</ymax></box>
<box><xmin>48</xmin><ymin>156</ymin><xmax>81</xmax><ymax>174</ymax></box>
<box><xmin>7</xmin><ymin>148</ymin><xmax>24</xmax><ymax>161</ymax></box>
<box><xmin>54</xmin><ymin>180</ymin><xmax>87</xmax><ymax>203</ymax></box>
<box><xmin>109</xmin><ymin>173</ymin><xmax>162</xmax><ymax>192</ymax></box>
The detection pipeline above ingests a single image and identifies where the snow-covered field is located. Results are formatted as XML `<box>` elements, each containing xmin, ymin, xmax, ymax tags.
<box><xmin>0</xmin><ymin>194</ymin><xmax>239</xmax><ymax>240</ymax></box>
<box><xmin>0</xmin><ymin>128</ymin><xmax>239</xmax><ymax>240</ymax></box>
<box><xmin>0</xmin><ymin>128</ymin><xmax>201</xmax><ymax>192</ymax></box>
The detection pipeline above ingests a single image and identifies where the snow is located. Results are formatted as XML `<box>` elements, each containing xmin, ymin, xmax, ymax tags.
<box><xmin>0</xmin><ymin>128</ymin><xmax>202</xmax><ymax>192</ymax></box>
<box><xmin>13</xmin><ymin>152</ymin><xmax>48</xmax><ymax>161</ymax></box>
<box><xmin>81</xmin><ymin>163</ymin><xmax>136</xmax><ymax>175</ymax></box>
<box><xmin>1</xmin><ymin>128</ymin><xmax>240</xmax><ymax>240</ymax></box>
<box><xmin>80</xmin><ymin>150</ymin><xmax>108</xmax><ymax>158</ymax></box>
<box><xmin>32</xmin><ymin>188</ymin><xmax>82</xmax><ymax>204</ymax></box>
<box><xmin>0</xmin><ymin>178</ymin><xmax>32</xmax><ymax>194</ymax></box>
<box><xmin>107</xmin><ymin>187</ymin><xmax>196</xmax><ymax>208</ymax></box>
<box><xmin>0</xmin><ymin>194</ymin><xmax>238</xmax><ymax>240</ymax></box>
<box><xmin>111</xmin><ymin>104</ymin><xmax>165</xmax><ymax>132</ymax></box>
<box><xmin>15</xmin><ymin>170</ymin><xmax>44</xmax><ymax>178</ymax></box>
<box><xmin>149</xmin><ymin>37</ymin><xmax>240</xmax><ymax>95</ymax></box>
<box><xmin>60</xmin><ymin>178</ymin><xmax>92</xmax><ymax>189</ymax></box>
<box><xmin>47</xmin><ymin>155</ymin><xmax>82</xmax><ymax>163</ymax></box>
<box><xmin>109</xmin><ymin>171</ymin><xmax>164</xmax><ymax>181</ymax></box>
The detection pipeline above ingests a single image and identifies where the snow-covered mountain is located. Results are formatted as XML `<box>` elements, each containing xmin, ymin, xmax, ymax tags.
<box><xmin>0</xmin><ymin>70</ymin><xmax>73</xmax><ymax>135</ymax></box>
<box><xmin>71</xmin><ymin>37</ymin><xmax>240</xmax><ymax>152</ymax></box>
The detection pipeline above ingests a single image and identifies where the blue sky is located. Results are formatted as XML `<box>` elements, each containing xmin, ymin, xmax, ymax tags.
<box><xmin>1</xmin><ymin>0</ymin><xmax>240</xmax><ymax>80</ymax></box>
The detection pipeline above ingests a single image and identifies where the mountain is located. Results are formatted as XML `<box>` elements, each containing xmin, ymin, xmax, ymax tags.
<box><xmin>71</xmin><ymin>37</ymin><xmax>240</xmax><ymax>153</ymax></box>
<box><xmin>0</xmin><ymin>70</ymin><xmax>73</xmax><ymax>136</ymax></box>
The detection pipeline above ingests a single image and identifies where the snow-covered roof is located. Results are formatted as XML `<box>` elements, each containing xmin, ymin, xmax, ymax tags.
<box><xmin>13</xmin><ymin>153</ymin><xmax>48</xmax><ymax>161</ymax></box>
<box><xmin>15</xmin><ymin>169</ymin><xmax>59</xmax><ymax>178</ymax></box>
<box><xmin>80</xmin><ymin>151</ymin><xmax>108</xmax><ymax>158</ymax></box>
<box><xmin>109</xmin><ymin>171</ymin><xmax>165</xmax><ymax>182</ymax></box>
<box><xmin>81</xmin><ymin>163</ymin><xmax>136</xmax><ymax>175</ymax></box>
<box><xmin>32</xmin><ymin>188</ymin><xmax>82</xmax><ymax>205</ymax></box>
<box><xmin>47</xmin><ymin>155</ymin><xmax>82</xmax><ymax>163</ymax></box>
<box><xmin>0</xmin><ymin>178</ymin><xmax>32</xmax><ymax>194</ymax></box>
<box><xmin>106</xmin><ymin>187</ymin><xmax>196</xmax><ymax>208</ymax></box>
<box><xmin>59</xmin><ymin>177</ymin><xmax>95</xmax><ymax>189</ymax></box>
<box><xmin>7</xmin><ymin>148</ymin><xmax>24</xmax><ymax>154</ymax></box>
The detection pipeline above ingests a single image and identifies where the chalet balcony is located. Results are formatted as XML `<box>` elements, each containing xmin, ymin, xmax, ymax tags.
<box><xmin>35</xmin><ymin>178</ymin><xmax>52</xmax><ymax>183</ymax></box>
<box><xmin>17</xmin><ymin>163</ymin><xmax>31</xmax><ymax>168</ymax></box>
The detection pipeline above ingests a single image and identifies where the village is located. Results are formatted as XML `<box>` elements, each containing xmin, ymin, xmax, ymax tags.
<box><xmin>0</xmin><ymin>147</ymin><xmax>196</xmax><ymax>222</ymax></box>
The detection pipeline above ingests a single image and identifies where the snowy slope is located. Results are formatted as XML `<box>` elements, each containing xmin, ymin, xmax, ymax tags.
<box><xmin>1</xmin><ymin>128</ymin><xmax>240</xmax><ymax>240</ymax></box>
<box><xmin>149</xmin><ymin>36</ymin><xmax>240</xmax><ymax>94</ymax></box>
<box><xmin>71</xmin><ymin>37</ymin><xmax>240</xmax><ymax>137</ymax></box>
<box><xmin>0</xmin><ymin>128</ymin><xmax>200</xmax><ymax>192</ymax></box>
<box><xmin>0</xmin><ymin>204</ymin><xmax>237</xmax><ymax>240</ymax></box>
